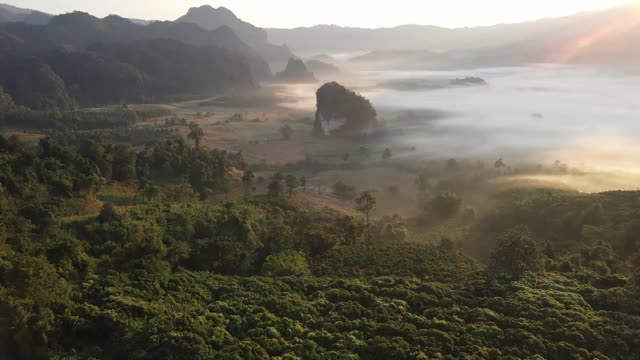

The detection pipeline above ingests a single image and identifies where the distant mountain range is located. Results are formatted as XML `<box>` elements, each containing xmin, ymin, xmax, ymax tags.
<box><xmin>0</xmin><ymin>2</ymin><xmax>637</xmax><ymax>110</ymax></box>
<box><xmin>0</xmin><ymin>8</ymin><xmax>268</xmax><ymax>109</ymax></box>
<box><xmin>0</xmin><ymin>3</ymin><xmax>51</xmax><ymax>25</ymax></box>
<box><xmin>267</xmin><ymin>5</ymin><xmax>640</xmax><ymax>69</ymax></box>
<box><xmin>0</xmin><ymin>3</ymin><xmax>293</xmax><ymax>66</ymax></box>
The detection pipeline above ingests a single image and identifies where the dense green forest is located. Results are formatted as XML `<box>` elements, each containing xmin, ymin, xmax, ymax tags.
<box><xmin>1</xmin><ymin>120</ymin><xmax>639</xmax><ymax>359</ymax></box>
<box><xmin>1</xmin><ymin>3</ymin><xmax>639</xmax><ymax>359</ymax></box>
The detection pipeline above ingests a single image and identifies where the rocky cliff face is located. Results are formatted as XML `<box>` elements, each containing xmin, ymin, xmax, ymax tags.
<box><xmin>275</xmin><ymin>58</ymin><xmax>316</xmax><ymax>83</ymax></box>
<box><xmin>314</xmin><ymin>82</ymin><xmax>377</xmax><ymax>137</ymax></box>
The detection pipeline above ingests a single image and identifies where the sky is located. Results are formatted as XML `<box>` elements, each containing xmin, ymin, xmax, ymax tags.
<box><xmin>6</xmin><ymin>0</ymin><xmax>637</xmax><ymax>28</ymax></box>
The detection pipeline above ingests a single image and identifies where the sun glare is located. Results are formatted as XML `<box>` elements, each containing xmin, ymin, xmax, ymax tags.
<box><xmin>554</xmin><ymin>4</ymin><xmax>640</xmax><ymax>62</ymax></box>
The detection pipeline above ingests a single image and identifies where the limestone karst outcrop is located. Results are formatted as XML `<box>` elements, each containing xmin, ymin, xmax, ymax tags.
<box><xmin>314</xmin><ymin>82</ymin><xmax>377</xmax><ymax>137</ymax></box>
<box><xmin>275</xmin><ymin>58</ymin><xmax>316</xmax><ymax>83</ymax></box>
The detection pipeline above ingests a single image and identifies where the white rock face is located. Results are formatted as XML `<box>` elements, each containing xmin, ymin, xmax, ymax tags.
<box><xmin>319</xmin><ymin>113</ymin><xmax>346</xmax><ymax>136</ymax></box>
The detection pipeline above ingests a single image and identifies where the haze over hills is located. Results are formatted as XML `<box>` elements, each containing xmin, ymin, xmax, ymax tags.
<box><xmin>267</xmin><ymin>5</ymin><xmax>640</xmax><ymax>68</ymax></box>
<box><xmin>0</xmin><ymin>1</ymin><xmax>638</xmax><ymax>110</ymax></box>
<box><xmin>1</xmin><ymin>2</ymin><xmax>638</xmax><ymax>69</ymax></box>
<box><xmin>0</xmin><ymin>3</ymin><xmax>51</xmax><ymax>25</ymax></box>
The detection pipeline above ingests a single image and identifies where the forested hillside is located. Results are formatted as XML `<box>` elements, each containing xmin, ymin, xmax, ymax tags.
<box><xmin>0</xmin><ymin>11</ymin><xmax>269</xmax><ymax>109</ymax></box>
<box><xmin>0</xmin><ymin>3</ymin><xmax>639</xmax><ymax>359</ymax></box>
<box><xmin>0</xmin><ymin>124</ymin><xmax>638</xmax><ymax>359</ymax></box>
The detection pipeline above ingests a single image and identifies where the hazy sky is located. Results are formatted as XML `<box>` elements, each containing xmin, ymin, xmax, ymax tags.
<box><xmin>7</xmin><ymin>0</ymin><xmax>637</xmax><ymax>28</ymax></box>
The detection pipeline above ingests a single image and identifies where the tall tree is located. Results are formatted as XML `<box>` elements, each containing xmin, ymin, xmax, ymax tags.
<box><xmin>415</xmin><ymin>174</ymin><xmax>429</xmax><ymax>195</ymax></box>
<box><xmin>300</xmin><ymin>176</ymin><xmax>307</xmax><ymax>192</ymax></box>
<box><xmin>188</xmin><ymin>122</ymin><xmax>204</xmax><ymax>150</ymax></box>
<box><xmin>111</xmin><ymin>144</ymin><xmax>137</xmax><ymax>181</ymax></box>
<box><xmin>382</xmin><ymin>148</ymin><xmax>392</xmax><ymax>160</ymax></box>
<box><xmin>268</xmin><ymin>172</ymin><xmax>285</xmax><ymax>196</ymax></box>
<box><xmin>280</xmin><ymin>124</ymin><xmax>294</xmax><ymax>140</ymax></box>
<box><xmin>285</xmin><ymin>174</ymin><xmax>300</xmax><ymax>198</ymax></box>
<box><xmin>355</xmin><ymin>190</ymin><xmax>377</xmax><ymax>244</ymax></box>
<box><xmin>242</xmin><ymin>170</ymin><xmax>256</xmax><ymax>196</ymax></box>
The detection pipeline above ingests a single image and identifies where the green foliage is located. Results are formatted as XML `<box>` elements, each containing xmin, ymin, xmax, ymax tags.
<box><xmin>0</xmin><ymin>56</ymin><xmax>76</xmax><ymax>110</ymax></box>
<box><xmin>0</xmin><ymin>37</ymin><xmax>256</xmax><ymax>109</ymax></box>
<box><xmin>1</xmin><ymin>135</ymin><xmax>640</xmax><ymax>359</ymax></box>
<box><xmin>111</xmin><ymin>144</ymin><xmax>137</xmax><ymax>181</ymax></box>
<box><xmin>354</xmin><ymin>191</ymin><xmax>376</xmax><ymax>216</ymax></box>
<box><xmin>188</xmin><ymin>122</ymin><xmax>204</xmax><ymax>150</ymax></box>
<box><xmin>242</xmin><ymin>170</ymin><xmax>256</xmax><ymax>195</ymax></box>
<box><xmin>332</xmin><ymin>181</ymin><xmax>357</xmax><ymax>200</ymax></box>
<box><xmin>35</xmin><ymin>269</ymin><xmax>638</xmax><ymax>360</ymax></box>
<box><xmin>268</xmin><ymin>173</ymin><xmax>286</xmax><ymax>196</ymax></box>
<box><xmin>0</xmin><ymin>87</ymin><xmax>19</xmax><ymax>113</ymax></box>
<box><xmin>0</xmin><ymin>108</ymin><xmax>171</xmax><ymax>131</ymax></box>
<box><xmin>371</xmin><ymin>215</ymin><xmax>409</xmax><ymax>242</ymax></box>
<box><xmin>312</xmin><ymin>241</ymin><xmax>479</xmax><ymax>279</ymax></box>
<box><xmin>261</xmin><ymin>250</ymin><xmax>310</xmax><ymax>276</ymax></box>
<box><xmin>490</xmin><ymin>230</ymin><xmax>543</xmax><ymax>279</ymax></box>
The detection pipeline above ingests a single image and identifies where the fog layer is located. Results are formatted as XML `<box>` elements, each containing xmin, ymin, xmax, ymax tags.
<box><xmin>276</xmin><ymin>64</ymin><xmax>640</xmax><ymax>191</ymax></box>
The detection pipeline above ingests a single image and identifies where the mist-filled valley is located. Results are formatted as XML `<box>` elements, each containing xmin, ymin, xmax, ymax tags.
<box><xmin>1</xmin><ymin>2</ymin><xmax>640</xmax><ymax>359</ymax></box>
<box><xmin>273</xmin><ymin>62</ymin><xmax>640</xmax><ymax>192</ymax></box>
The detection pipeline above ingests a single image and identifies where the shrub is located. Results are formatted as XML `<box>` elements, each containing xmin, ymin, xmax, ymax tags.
<box><xmin>261</xmin><ymin>251</ymin><xmax>310</xmax><ymax>276</ymax></box>
<box><xmin>333</xmin><ymin>181</ymin><xmax>357</xmax><ymax>200</ymax></box>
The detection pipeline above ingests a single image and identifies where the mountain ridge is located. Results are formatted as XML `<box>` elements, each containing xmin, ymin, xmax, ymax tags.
<box><xmin>176</xmin><ymin>4</ymin><xmax>292</xmax><ymax>65</ymax></box>
<box><xmin>266</xmin><ymin>5</ymin><xmax>640</xmax><ymax>68</ymax></box>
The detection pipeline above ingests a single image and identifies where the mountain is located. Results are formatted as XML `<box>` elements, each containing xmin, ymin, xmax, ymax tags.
<box><xmin>267</xmin><ymin>5</ymin><xmax>640</xmax><ymax>68</ymax></box>
<box><xmin>306</xmin><ymin>59</ymin><xmax>340</xmax><ymax>77</ymax></box>
<box><xmin>0</xmin><ymin>11</ymin><xmax>272</xmax><ymax>79</ymax></box>
<box><xmin>0</xmin><ymin>39</ymin><xmax>255</xmax><ymax>110</ymax></box>
<box><xmin>0</xmin><ymin>55</ymin><xmax>76</xmax><ymax>110</ymax></box>
<box><xmin>275</xmin><ymin>58</ymin><xmax>316</xmax><ymax>82</ymax></box>
<box><xmin>88</xmin><ymin>40</ymin><xmax>255</xmax><ymax>100</ymax></box>
<box><xmin>462</xmin><ymin>6</ymin><xmax>640</xmax><ymax>67</ymax></box>
<box><xmin>176</xmin><ymin>5</ymin><xmax>293</xmax><ymax>65</ymax></box>
<box><xmin>177</xmin><ymin>5</ymin><xmax>267</xmax><ymax>46</ymax></box>
<box><xmin>267</xmin><ymin>24</ymin><xmax>450</xmax><ymax>54</ymax></box>
<box><xmin>0</xmin><ymin>11</ymin><xmax>261</xmax><ymax>109</ymax></box>
<box><xmin>349</xmin><ymin>49</ymin><xmax>449</xmax><ymax>69</ymax></box>
<box><xmin>0</xmin><ymin>3</ymin><xmax>52</xmax><ymax>25</ymax></box>
<box><xmin>0</xmin><ymin>4</ymin><xmax>31</xmax><ymax>14</ymax></box>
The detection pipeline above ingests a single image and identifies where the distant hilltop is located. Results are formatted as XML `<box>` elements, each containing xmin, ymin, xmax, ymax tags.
<box><xmin>275</xmin><ymin>58</ymin><xmax>316</xmax><ymax>83</ymax></box>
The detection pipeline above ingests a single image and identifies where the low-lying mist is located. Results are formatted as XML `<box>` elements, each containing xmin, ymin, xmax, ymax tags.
<box><xmin>273</xmin><ymin>62</ymin><xmax>640</xmax><ymax>192</ymax></box>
